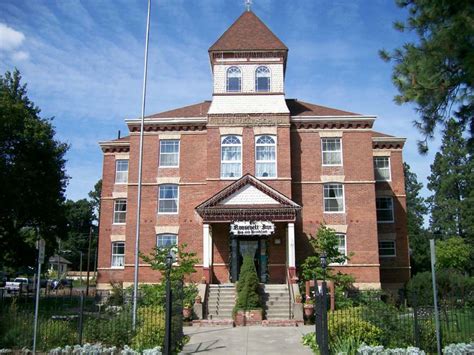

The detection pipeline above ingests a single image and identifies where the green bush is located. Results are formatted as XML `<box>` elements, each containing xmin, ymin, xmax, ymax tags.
<box><xmin>329</xmin><ymin>309</ymin><xmax>383</xmax><ymax>346</ymax></box>
<box><xmin>0</xmin><ymin>307</ymin><xmax>33</xmax><ymax>348</ymax></box>
<box><xmin>331</xmin><ymin>335</ymin><xmax>364</xmax><ymax>354</ymax></box>
<box><xmin>234</xmin><ymin>255</ymin><xmax>261</xmax><ymax>312</ymax></box>
<box><xmin>37</xmin><ymin>319</ymin><xmax>77</xmax><ymax>350</ymax></box>
<box><xmin>83</xmin><ymin>312</ymin><xmax>133</xmax><ymax>347</ymax></box>
<box><xmin>302</xmin><ymin>332</ymin><xmax>319</xmax><ymax>354</ymax></box>
<box><xmin>131</xmin><ymin>306</ymin><xmax>165</xmax><ymax>351</ymax></box>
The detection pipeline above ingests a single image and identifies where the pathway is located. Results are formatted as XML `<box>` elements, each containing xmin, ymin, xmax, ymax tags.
<box><xmin>181</xmin><ymin>325</ymin><xmax>314</xmax><ymax>354</ymax></box>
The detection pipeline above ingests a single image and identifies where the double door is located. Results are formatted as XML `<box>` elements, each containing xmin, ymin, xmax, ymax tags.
<box><xmin>231</xmin><ymin>237</ymin><xmax>268</xmax><ymax>283</ymax></box>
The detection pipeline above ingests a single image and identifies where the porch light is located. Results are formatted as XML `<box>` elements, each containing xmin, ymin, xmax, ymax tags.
<box><xmin>320</xmin><ymin>252</ymin><xmax>327</xmax><ymax>280</ymax></box>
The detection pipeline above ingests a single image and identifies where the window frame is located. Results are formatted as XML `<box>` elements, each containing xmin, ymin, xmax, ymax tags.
<box><xmin>379</xmin><ymin>240</ymin><xmax>396</xmax><ymax>257</ymax></box>
<box><xmin>374</xmin><ymin>156</ymin><xmax>392</xmax><ymax>182</ymax></box>
<box><xmin>321</xmin><ymin>137</ymin><xmax>343</xmax><ymax>166</ymax></box>
<box><xmin>376</xmin><ymin>197</ymin><xmax>395</xmax><ymax>223</ymax></box>
<box><xmin>115</xmin><ymin>159</ymin><xmax>129</xmax><ymax>184</ymax></box>
<box><xmin>159</xmin><ymin>139</ymin><xmax>180</xmax><ymax>168</ymax></box>
<box><xmin>113</xmin><ymin>199</ymin><xmax>127</xmax><ymax>224</ymax></box>
<box><xmin>220</xmin><ymin>135</ymin><xmax>242</xmax><ymax>180</ymax></box>
<box><xmin>156</xmin><ymin>233</ymin><xmax>178</xmax><ymax>249</ymax></box>
<box><xmin>158</xmin><ymin>184</ymin><xmax>179</xmax><ymax>215</ymax></box>
<box><xmin>323</xmin><ymin>183</ymin><xmax>345</xmax><ymax>213</ymax></box>
<box><xmin>329</xmin><ymin>234</ymin><xmax>347</xmax><ymax>265</ymax></box>
<box><xmin>226</xmin><ymin>66</ymin><xmax>242</xmax><ymax>93</ymax></box>
<box><xmin>255</xmin><ymin>66</ymin><xmax>271</xmax><ymax>92</ymax></box>
<box><xmin>111</xmin><ymin>241</ymin><xmax>125</xmax><ymax>268</ymax></box>
<box><xmin>255</xmin><ymin>135</ymin><xmax>277</xmax><ymax>179</ymax></box>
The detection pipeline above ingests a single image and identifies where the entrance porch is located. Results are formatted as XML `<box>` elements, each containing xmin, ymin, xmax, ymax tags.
<box><xmin>195</xmin><ymin>174</ymin><xmax>300</xmax><ymax>284</ymax></box>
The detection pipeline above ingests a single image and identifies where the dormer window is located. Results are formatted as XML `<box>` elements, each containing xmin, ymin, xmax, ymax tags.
<box><xmin>226</xmin><ymin>66</ymin><xmax>241</xmax><ymax>92</ymax></box>
<box><xmin>255</xmin><ymin>66</ymin><xmax>270</xmax><ymax>92</ymax></box>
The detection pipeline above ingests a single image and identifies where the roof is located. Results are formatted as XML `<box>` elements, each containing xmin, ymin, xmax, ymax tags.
<box><xmin>146</xmin><ymin>101</ymin><xmax>211</xmax><ymax>119</ymax></box>
<box><xmin>372</xmin><ymin>131</ymin><xmax>395</xmax><ymax>138</ymax></box>
<box><xmin>286</xmin><ymin>99</ymin><xmax>360</xmax><ymax>117</ymax></box>
<box><xmin>140</xmin><ymin>99</ymin><xmax>360</xmax><ymax>119</ymax></box>
<box><xmin>48</xmin><ymin>255</ymin><xmax>72</xmax><ymax>264</ymax></box>
<box><xmin>209</xmin><ymin>11</ymin><xmax>288</xmax><ymax>52</ymax></box>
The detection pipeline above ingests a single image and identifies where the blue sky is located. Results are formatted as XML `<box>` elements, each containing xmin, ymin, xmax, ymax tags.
<box><xmin>0</xmin><ymin>0</ymin><xmax>440</xmax><ymax>203</ymax></box>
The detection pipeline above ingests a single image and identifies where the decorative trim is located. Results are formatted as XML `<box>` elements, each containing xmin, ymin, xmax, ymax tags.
<box><xmin>326</xmin><ymin>225</ymin><xmax>348</xmax><ymax>233</ymax></box>
<box><xmin>321</xmin><ymin>175</ymin><xmax>345</xmax><ymax>183</ymax></box>
<box><xmin>110</xmin><ymin>234</ymin><xmax>126</xmax><ymax>242</ymax></box>
<box><xmin>372</xmin><ymin>137</ymin><xmax>406</xmax><ymax>149</ymax></box>
<box><xmin>373</xmin><ymin>150</ymin><xmax>391</xmax><ymax>157</ymax></box>
<box><xmin>158</xmin><ymin>133</ymin><xmax>181</xmax><ymax>139</ymax></box>
<box><xmin>112</xmin><ymin>191</ymin><xmax>127</xmax><ymax>198</ymax></box>
<box><xmin>253</xmin><ymin>126</ymin><xmax>277</xmax><ymax>135</ymax></box>
<box><xmin>319</xmin><ymin>131</ymin><xmax>343</xmax><ymax>138</ymax></box>
<box><xmin>219</xmin><ymin>127</ymin><xmax>243</xmax><ymax>135</ymax></box>
<box><xmin>114</xmin><ymin>153</ymin><xmax>130</xmax><ymax>159</ymax></box>
<box><xmin>155</xmin><ymin>226</ymin><xmax>179</xmax><ymax>234</ymax></box>
<box><xmin>156</xmin><ymin>177</ymin><xmax>180</xmax><ymax>184</ymax></box>
<box><xmin>293</xmin><ymin>180</ymin><xmax>374</xmax><ymax>184</ymax></box>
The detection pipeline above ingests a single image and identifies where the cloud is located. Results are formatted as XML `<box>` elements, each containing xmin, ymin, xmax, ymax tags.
<box><xmin>0</xmin><ymin>22</ymin><xmax>29</xmax><ymax>61</ymax></box>
<box><xmin>0</xmin><ymin>22</ymin><xmax>24</xmax><ymax>50</ymax></box>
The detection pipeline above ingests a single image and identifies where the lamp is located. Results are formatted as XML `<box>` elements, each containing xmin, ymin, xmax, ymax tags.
<box><xmin>320</xmin><ymin>252</ymin><xmax>327</xmax><ymax>281</ymax></box>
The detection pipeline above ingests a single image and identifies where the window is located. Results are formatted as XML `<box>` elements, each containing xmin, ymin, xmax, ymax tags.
<box><xmin>226</xmin><ymin>66</ymin><xmax>241</xmax><ymax>92</ymax></box>
<box><xmin>157</xmin><ymin>234</ymin><xmax>178</xmax><ymax>249</ymax></box>
<box><xmin>379</xmin><ymin>240</ymin><xmax>396</xmax><ymax>257</ymax></box>
<box><xmin>321</xmin><ymin>138</ymin><xmax>342</xmax><ymax>165</ymax></box>
<box><xmin>376</xmin><ymin>197</ymin><xmax>394</xmax><ymax>223</ymax></box>
<box><xmin>374</xmin><ymin>157</ymin><xmax>391</xmax><ymax>181</ymax></box>
<box><xmin>113</xmin><ymin>199</ymin><xmax>127</xmax><ymax>224</ymax></box>
<box><xmin>221</xmin><ymin>135</ymin><xmax>242</xmax><ymax>179</ymax></box>
<box><xmin>323</xmin><ymin>184</ymin><xmax>344</xmax><ymax>212</ymax></box>
<box><xmin>255</xmin><ymin>135</ymin><xmax>276</xmax><ymax>178</ymax></box>
<box><xmin>158</xmin><ymin>185</ymin><xmax>179</xmax><ymax>213</ymax></box>
<box><xmin>330</xmin><ymin>234</ymin><xmax>347</xmax><ymax>265</ymax></box>
<box><xmin>255</xmin><ymin>66</ymin><xmax>270</xmax><ymax>92</ymax></box>
<box><xmin>111</xmin><ymin>242</ymin><xmax>125</xmax><ymax>267</ymax></box>
<box><xmin>159</xmin><ymin>140</ymin><xmax>180</xmax><ymax>167</ymax></box>
<box><xmin>115</xmin><ymin>159</ymin><xmax>129</xmax><ymax>183</ymax></box>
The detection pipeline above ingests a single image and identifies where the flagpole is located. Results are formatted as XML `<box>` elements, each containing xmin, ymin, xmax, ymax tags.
<box><xmin>133</xmin><ymin>0</ymin><xmax>151</xmax><ymax>330</ymax></box>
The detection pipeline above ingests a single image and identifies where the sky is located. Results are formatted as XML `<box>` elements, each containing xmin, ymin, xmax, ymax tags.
<box><xmin>0</xmin><ymin>0</ymin><xmax>441</xmax><ymax>203</ymax></box>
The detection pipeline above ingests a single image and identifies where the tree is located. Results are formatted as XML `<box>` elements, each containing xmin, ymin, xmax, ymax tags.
<box><xmin>88</xmin><ymin>179</ymin><xmax>102</xmax><ymax>224</ymax></box>
<box><xmin>61</xmin><ymin>199</ymin><xmax>94</xmax><ymax>270</ymax></box>
<box><xmin>300</xmin><ymin>225</ymin><xmax>351</xmax><ymax>282</ymax></box>
<box><xmin>404</xmin><ymin>163</ymin><xmax>430</xmax><ymax>273</ymax></box>
<box><xmin>0</xmin><ymin>70</ymin><xmax>69</xmax><ymax>270</ymax></box>
<box><xmin>436</xmin><ymin>237</ymin><xmax>471</xmax><ymax>273</ymax></box>
<box><xmin>427</xmin><ymin>119</ymin><xmax>471</xmax><ymax>239</ymax></box>
<box><xmin>380</xmin><ymin>0</ymin><xmax>474</xmax><ymax>153</ymax></box>
<box><xmin>234</xmin><ymin>254</ymin><xmax>261</xmax><ymax>311</ymax></box>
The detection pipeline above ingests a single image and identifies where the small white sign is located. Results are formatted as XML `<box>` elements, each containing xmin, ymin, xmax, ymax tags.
<box><xmin>37</xmin><ymin>239</ymin><xmax>45</xmax><ymax>264</ymax></box>
<box><xmin>230</xmin><ymin>221</ymin><xmax>275</xmax><ymax>236</ymax></box>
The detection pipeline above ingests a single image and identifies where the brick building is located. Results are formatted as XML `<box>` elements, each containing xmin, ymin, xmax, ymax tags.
<box><xmin>97</xmin><ymin>10</ymin><xmax>410</xmax><ymax>294</ymax></box>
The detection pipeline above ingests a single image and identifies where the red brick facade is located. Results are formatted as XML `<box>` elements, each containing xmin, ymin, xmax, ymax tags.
<box><xmin>96</xmin><ymin>11</ymin><xmax>410</xmax><ymax>292</ymax></box>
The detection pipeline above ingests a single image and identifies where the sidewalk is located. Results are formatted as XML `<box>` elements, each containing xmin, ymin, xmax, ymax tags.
<box><xmin>181</xmin><ymin>325</ymin><xmax>314</xmax><ymax>354</ymax></box>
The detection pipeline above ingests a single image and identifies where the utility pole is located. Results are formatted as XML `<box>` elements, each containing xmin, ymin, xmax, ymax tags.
<box><xmin>33</xmin><ymin>233</ymin><xmax>45</xmax><ymax>354</ymax></box>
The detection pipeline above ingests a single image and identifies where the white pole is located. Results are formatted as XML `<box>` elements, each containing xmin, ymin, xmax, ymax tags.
<box><xmin>132</xmin><ymin>0</ymin><xmax>152</xmax><ymax>330</ymax></box>
<box><xmin>430</xmin><ymin>239</ymin><xmax>442</xmax><ymax>355</ymax></box>
<box><xmin>33</xmin><ymin>238</ymin><xmax>45</xmax><ymax>354</ymax></box>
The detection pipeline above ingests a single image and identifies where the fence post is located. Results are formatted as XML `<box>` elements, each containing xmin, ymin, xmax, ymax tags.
<box><xmin>164</xmin><ymin>267</ymin><xmax>172</xmax><ymax>355</ymax></box>
<box><xmin>320</xmin><ymin>281</ymin><xmax>329</xmax><ymax>355</ymax></box>
<box><xmin>412</xmin><ymin>291</ymin><xmax>420</xmax><ymax>348</ymax></box>
<box><xmin>78</xmin><ymin>291</ymin><xmax>84</xmax><ymax>345</ymax></box>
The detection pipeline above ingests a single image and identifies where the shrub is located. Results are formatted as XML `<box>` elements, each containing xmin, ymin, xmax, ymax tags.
<box><xmin>329</xmin><ymin>309</ymin><xmax>383</xmax><ymax>346</ymax></box>
<box><xmin>442</xmin><ymin>342</ymin><xmax>474</xmax><ymax>355</ymax></box>
<box><xmin>131</xmin><ymin>306</ymin><xmax>165</xmax><ymax>351</ymax></box>
<box><xmin>234</xmin><ymin>255</ymin><xmax>260</xmax><ymax>312</ymax></box>
<box><xmin>83</xmin><ymin>312</ymin><xmax>133</xmax><ymax>347</ymax></box>
<box><xmin>357</xmin><ymin>344</ymin><xmax>426</xmax><ymax>354</ymax></box>
<box><xmin>302</xmin><ymin>332</ymin><xmax>319</xmax><ymax>354</ymax></box>
<box><xmin>331</xmin><ymin>335</ymin><xmax>364</xmax><ymax>354</ymax></box>
<box><xmin>37</xmin><ymin>319</ymin><xmax>77</xmax><ymax>351</ymax></box>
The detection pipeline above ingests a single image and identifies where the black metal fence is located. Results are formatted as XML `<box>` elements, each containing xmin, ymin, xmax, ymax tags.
<box><xmin>323</xmin><ymin>291</ymin><xmax>474</xmax><ymax>353</ymax></box>
<box><xmin>0</xmin><ymin>284</ymin><xmax>184</xmax><ymax>352</ymax></box>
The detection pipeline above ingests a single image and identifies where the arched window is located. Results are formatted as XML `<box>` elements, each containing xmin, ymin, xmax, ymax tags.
<box><xmin>255</xmin><ymin>66</ymin><xmax>270</xmax><ymax>92</ymax></box>
<box><xmin>226</xmin><ymin>66</ymin><xmax>241</xmax><ymax>92</ymax></box>
<box><xmin>221</xmin><ymin>135</ymin><xmax>242</xmax><ymax>178</ymax></box>
<box><xmin>255</xmin><ymin>135</ymin><xmax>276</xmax><ymax>178</ymax></box>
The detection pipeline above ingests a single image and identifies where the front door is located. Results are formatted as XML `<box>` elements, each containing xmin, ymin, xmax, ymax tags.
<box><xmin>231</xmin><ymin>237</ymin><xmax>268</xmax><ymax>283</ymax></box>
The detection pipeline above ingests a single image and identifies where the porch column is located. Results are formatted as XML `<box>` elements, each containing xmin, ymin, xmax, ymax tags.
<box><xmin>287</xmin><ymin>222</ymin><xmax>296</xmax><ymax>283</ymax></box>
<box><xmin>202</xmin><ymin>223</ymin><xmax>211</xmax><ymax>282</ymax></box>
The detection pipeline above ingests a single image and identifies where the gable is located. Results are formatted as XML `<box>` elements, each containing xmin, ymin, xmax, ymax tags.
<box><xmin>220</xmin><ymin>185</ymin><xmax>280</xmax><ymax>205</ymax></box>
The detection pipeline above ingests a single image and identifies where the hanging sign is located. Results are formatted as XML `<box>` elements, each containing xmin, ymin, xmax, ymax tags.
<box><xmin>230</xmin><ymin>221</ymin><xmax>275</xmax><ymax>236</ymax></box>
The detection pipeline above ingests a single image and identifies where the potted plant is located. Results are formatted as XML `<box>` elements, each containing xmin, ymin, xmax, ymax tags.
<box><xmin>295</xmin><ymin>294</ymin><xmax>302</xmax><ymax>304</ymax></box>
<box><xmin>304</xmin><ymin>299</ymin><xmax>314</xmax><ymax>318</ymax></box>
<box><xmin>195</xmin><ymin>295</ymin><xmax>202</xmax><ymax>304</ymax></box>
<box><xmin>183</xmin><ymin>302</ymin><xmax>193</xmax><ymax>319</ymax></box>
<box><xmin>233</xmin><ymin>255</ymin><xmax>262</xmax><ymax>326</ymax></box>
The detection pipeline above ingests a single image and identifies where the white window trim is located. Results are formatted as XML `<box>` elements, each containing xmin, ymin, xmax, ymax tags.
<box><xmin>159</xmin><ymin>139</ymin><xmax>180</xmax><ymax>168</ymax></box>
<box><xmin>255</xmin><ymin>66</ymin><xmax>271</xmax><ymax>92</ymax></box>
<box><xmin>115</xmin><ymin>159</ymin><xmax>129</xmax><ymax>184</ymax></box>
<box><xmin>113</xmin><ymin>199</ymin><xmax>127</xmax><ymax>225</ymax></box>
<box><xmin>321</xmin><ymin>137</ymin><xmax>343</xmax><ymax>167</ymax></box>
<box><xmin>156</xmin><ymin>233</ymin><xmax>178</xmax><ymax>249</ymax></box>
<box><xmin>329</xmin><ymin>233</ymin><xmax>347</xmax><ymax>265</ymax></box>
<box><xmin>220</xmin><ymin>135</ymin><xmax>242</xmax><ymax>180</ymax></box>
<box><xmin>374</xmin><ymin>156</ymin><xmax>392</xmax><ymax>182</ymax></box>
<box><xmin>111</xmin><ymin>241</ymin><xmax>125</xmax><ymax>269</ymax></box>
<box><xmin>379</xmin><ymin>240</ymin><xmax>396</xmax><ymax>257</ymax></box>
<box><xmin>255</xmin><ymin>135</ymin><xmax>277</xmax><ymax>179</ymax></box>
<box><xmin>157</xmin><ymin>184</ymin><xmax>179</xmax><ymax>215</ymax></box>
<box><xmin>323</xmin><ymin>183</ymin><xmax>345</xmax><ymax>213</ymax></box>
<box><xmin>226</xmin><ymin>66</ymin><xmax>242</xmax><ymax>93</ymax></box>
<box><xmin>376</xmin><ymin>196</ymin><xmax>395</xmax><ymax>223</ymax></box>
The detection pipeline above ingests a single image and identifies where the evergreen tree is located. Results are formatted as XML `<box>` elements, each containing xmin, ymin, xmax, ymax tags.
<box><xmin>0</xmin><ymin>70</ymin><xmax>69</xmax><ymax>269</ymax></box>
<box><xmin>404</xmin><ymin>163</ymin><xmax>430</xmax><ymax>273</ymax></box>
<box><xmin>235</xmin><ymin>254</ymin><xmax>260</xmax><ymax>311</ymax></box>
<box><xmin>427</xmin><ymin>119</ymin><xmax>471</xmax><ymax>239</ymax></box>
<box><xmin>380</xmin><ymin>0</ymin><xmax>474</xmax><ymax>153</ymax></box>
